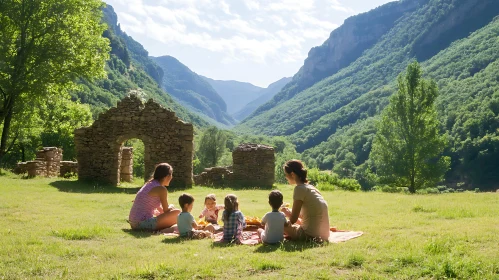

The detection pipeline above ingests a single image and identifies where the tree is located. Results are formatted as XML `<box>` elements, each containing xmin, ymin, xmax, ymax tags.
<box><xmin>197</xmin><ymin>126</ymin><xmax>228</xmax><ymax>168</ymax></box>
<box><xmin>0</xmin><ymin>0</ymin><xmax>110</xmax><ymax>165</ymax></box>
<box><xmin>370</xmin><ymin>61</ymin><xmax>450</xmax><ymax>193</ymax></box>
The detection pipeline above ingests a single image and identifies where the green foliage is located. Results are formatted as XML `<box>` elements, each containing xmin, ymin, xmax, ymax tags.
<box><xmin>238</xmin><ymin>1</ymin><xmax>499</xmax><ymax>190</ymax></box>
<box><xmin>73</xmin><ymin>5</ymin><xmax>209</xmax><ymax>128</ymax></box>
<box><xmin>124</xmin><ymin>139</ymin><xmax>145</xmax><ymax>178</ymax></box>
<box><xmin>197</xmin><ymin>126</ymin><xmax>228</xmax><ymax>169</ymax></box>
<box><xmin>371</xmin><ymin>62</ymin><xmax>450</xmax><ymax>193</ymax></box>
<box><xmin>0</xmin><ymin>0</ymin><xmax>109</xmax><ymax>163</ymax></box>
<box><xmin>307</xmin><ymin>168</ymin><xmax>361</xmax><ymax>192</ymax></box>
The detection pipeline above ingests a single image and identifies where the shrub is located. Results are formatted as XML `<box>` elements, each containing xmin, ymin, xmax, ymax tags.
<box><xmin>308</xmin><ymin>168</ymin><xmax>361</xmax><ymax>191</ymax></box>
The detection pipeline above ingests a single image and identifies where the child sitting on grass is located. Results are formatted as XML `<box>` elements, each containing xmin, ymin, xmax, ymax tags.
<box><xmin>199</xmin><ymin>194</ymin><xmax>224</xmax><ymax>228</ymax></box>
<box><xmin>221</xmin><ymin>194</ymin><xmax>246</xmax><ymax>243</ymax></box>
<box><xmin>258</xmin><ymin>190</ymin><xmax>288</xmax><ymax>244</ymax></box>
<box><xmin>177</xmin><ymin>193</ymin><xmax>214</xmax><ymax>239</ymax></box>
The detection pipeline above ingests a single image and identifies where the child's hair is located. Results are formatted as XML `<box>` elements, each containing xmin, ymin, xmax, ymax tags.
<box><xmin>204</xmin><ymin>194</ymin><xmax>216</xmax><ymax>203</ymax></box>
<box><xmin>268</xmin><ymin>190</ymin><xmax>283</xmax><ymax>210</ymax></box>
<box><xmin>223</xmin><ymin>194</ymin><xmax>239</xmax><ymax>222</ymax></box>
<box><xmin>178</xmin><ymin>193</ymin><xmax>194</xmax><ymax>210</ymax></box>
<box><xmin>283</xmin><ymin>159</ymin><xmax>308</xmax><ymax>183</ymax></box>
<box><xmin>149</xmin><ymin>163</ymin><xmax>173</xmax><ymax>182</ymax></box>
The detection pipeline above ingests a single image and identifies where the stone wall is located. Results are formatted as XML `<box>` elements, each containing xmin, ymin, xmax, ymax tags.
<box><xmin>74</xmin><ymin>94</ymin><xmax>194</xmax><ymax>188</ymax></box>
<box><xmin>120</xmin><ymin>147</ymin><xmax>133</xmax><ymax>182</ymax></box>
<box><xmin>25</xmin><ymin>147</ymin><xmax>63</xmax><ymax>177</ymax></box>
<box><xmin>193</xmin><ymin>166</ymin><xmax>233</xmax><ymax>186</ymax></box>
<box><xmin>14</xmin><ymin>148</ymin><xmax>77</xmax><ymax>178</ymax></box>
<box><xmin>60</xmin><ymin>161</ymin><xmax>78</xmax><ymax>177</ymax></box>
<box><xmin>232</xmin><ymin>144</ymin><xmax>275</xmax><ymax>188</ymax></box>
<box><xmin>194</xmin><ymin>143</ymin><xmax>275</xmax><ymax>188</ymax></box>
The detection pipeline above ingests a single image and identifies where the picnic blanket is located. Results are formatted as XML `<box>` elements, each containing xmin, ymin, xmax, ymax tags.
<box><xmin>328</xmin><ymin>230</ymin><xmax>363</xmax><ymax>243</ymax></box>
<box><xmin>161</xmin><ymin>229</ymin><xmax>362</xmax><ymax>245</ymax></box>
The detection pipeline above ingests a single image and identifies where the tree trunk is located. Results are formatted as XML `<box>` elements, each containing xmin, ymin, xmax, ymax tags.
<box><xmin>21</xmin><ymin>144</ymin><xmax>25</xmax><ymax>162</ymax></box>
<box><xmin>0</xmin><ymin>107</ymin><xmax>14</xmax><ymax>166</ymax></box>
<box><xmin>409</xmin><ymin>175</ymin><xmax>416</xmax><ymax>194</ymax></box>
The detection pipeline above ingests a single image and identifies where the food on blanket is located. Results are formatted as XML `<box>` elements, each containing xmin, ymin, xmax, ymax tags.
<box><xmin>245</xmin><ymin>216</ymin><xmax>262</xmax><ymax>225</ymax></box>
<box><xmin>197</xmin><ymin>219</ymin><xmax>209</xmax><ymax>227</ymax></box>
<box><xmin>330</xmin><ymin>226</ymin><xmax>337</xmax><ymax>232</ymax></box>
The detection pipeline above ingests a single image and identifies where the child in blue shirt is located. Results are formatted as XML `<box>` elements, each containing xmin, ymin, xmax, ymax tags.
<box><xmin>177</xmin><ymin>193</ymin><xmax>214</xmax><ymax>239</ymax></box>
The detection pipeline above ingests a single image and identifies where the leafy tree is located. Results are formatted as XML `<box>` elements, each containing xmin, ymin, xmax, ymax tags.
<box><xmin>197</xmin><ymin>126</ymin><xmax>228</xmax><ymax>168</ymax></box>
<box><xmin>371</xmin><ymin>62</ymin><xmax>450</xmax><ymax>193</ymax></box>
<box><xmin>0</xmin><ymin>0</ymin><xmax>110</xmax><ymax>165</ymax></box>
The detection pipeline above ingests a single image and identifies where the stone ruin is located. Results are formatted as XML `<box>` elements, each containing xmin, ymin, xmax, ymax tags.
<box><xmin>194</xmin><ymin>143</ymin><xmax>275</xmax><ymax>188</ymax></box>
<box><xmin>14</xmin><ymin>147</ymin><xmax>78</xmax><ymax>178</ymax></box>
<box><xmin>74</xmin><ymin>95</ymin><xmax>194</xmax><ymax>188</ymax></box>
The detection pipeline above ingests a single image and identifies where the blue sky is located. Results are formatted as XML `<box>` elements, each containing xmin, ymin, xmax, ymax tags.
<box><xmin>106</xmin><ymin>0</ymin><xmax>395</xmax><ymax>87</ymax></box>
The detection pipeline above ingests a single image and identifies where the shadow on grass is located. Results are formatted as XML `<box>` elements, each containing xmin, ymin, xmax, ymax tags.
<box><xmin>49</xmin><ymin>180</ymin><xmax>141</xmax><ymax>194</ymax></box>
<box><xmin>121</xmin><ymin>228</ymin><xmax>155</xmax><ymax>238</ymax></box>
<box><xmin>254</xmin><ymin>240</ymin><xmax>326</xmax><ymax>253</ymax></box>
<box><xmin>161</xmin><ymin>237</ymin><xmax>184</xmax><ymax>244</ymax></box>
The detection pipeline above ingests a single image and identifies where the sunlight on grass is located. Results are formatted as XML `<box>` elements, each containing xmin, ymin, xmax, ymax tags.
<box><xmin>1</xmin><ymin>175</ymin><xmax>498</xmax><ymax>279</ymax></box>
<box><xmin>51</xmin><ymin>226</ymin><xmax>112</xmax><ymax>240</ymax></box>
<box><xmin>412</xmin><ymin>205</ymin><xmax>436</xmax><ymax>213</ymax></box>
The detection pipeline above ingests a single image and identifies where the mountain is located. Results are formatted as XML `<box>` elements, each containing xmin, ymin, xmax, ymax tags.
<box><xmin>73</xmin><ymin>4</ymin><xmax>208</xmax><ymax>128</ymax></box>
<box><xmin>151</xmin><ymin>56</ymin><xmax>236</xmax><ymax>126</ymax></box>
<box><xmin>202</xmin><ymin>77</ymin><xmax>264</xmax><ymax>115</ymax></box>
<box><xmin>233</xmin><ymin>77</ymin><xmax>291</xmax><ymax>121</ymax></box>
<box><xmin>245</xmin><ymin>0</ymin><xmax>429</xmax><ymax>121</ymax></box>
<box><xmin>237</xmin><ymin>0</ymin><xmax>499</xmax><ymax>189</ymax></box>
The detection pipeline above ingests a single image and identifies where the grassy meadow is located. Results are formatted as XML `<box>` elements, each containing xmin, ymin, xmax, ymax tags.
<box><xmin>0</xmin><ymin>173</ymin><xmax>498</xmax><ymax>279</ymax></box>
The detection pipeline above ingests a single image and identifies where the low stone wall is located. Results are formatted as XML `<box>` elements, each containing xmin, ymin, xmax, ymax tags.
<box><xmin>14</xmin><ymin>147</ymin><xmax>78</xmax><ymax>178</ymax></box>
<box><xmin>14</xmin><ymin>162</ymin><xmax>28</xmax><ymax>174</ymax></box>
<box><xmin>23</xmin><ymin>147</ymin><xmax>63</xmax><ymax>177</ymax></box>
<box><xmin>60</xmin><ymin>161</ymin><xmax>78</xmax><ymax>177</ymax></box>
<box><xmin>194</xmin><ymin>166</ymin><xmax>233</xmax><ymax>186</ymax></box>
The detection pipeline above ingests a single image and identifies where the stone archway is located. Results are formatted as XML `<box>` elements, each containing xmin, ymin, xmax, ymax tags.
<box><xmin>74</xmin><ymin>95</ymin><xmax>194</xmax><ymax>188</ymax></box>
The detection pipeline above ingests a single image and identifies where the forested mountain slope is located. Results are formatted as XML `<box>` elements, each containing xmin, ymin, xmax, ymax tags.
<box><xmin>246</xmin><ymin>0</ymin><xmax>429</xmax><ymax>120</ymax></box>
<box><xmin>152</xmin><ymin>56</ymin><xmax>236</xmax><ymax>126</ymax></box>
<box><xmin>233</xmin><ymin>77</ymin><xmax>291</xmax><ymax>121</ymax></box>
<box><xmin>238</xmin><ymin>0</ymin><xmax>499</xmax><ymax>189</ymax></box>
<box><xmin>202</xmin><ymin>77</ymin><xmax>264</xmax><ymax>115</ymax></box>
<box><xmin>303</xmin><ymin>16</ymin><xmax>499</xmax><ymax>187</ymax></box>
<box><xmin>72</xmin><ymin>5</ymin><xmax>208</xmax><ymax>128</ymax></box>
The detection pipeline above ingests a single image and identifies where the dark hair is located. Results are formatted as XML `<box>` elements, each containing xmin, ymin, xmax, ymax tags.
<box><xmin>222</xmin><ymin>194</ymin><xmax>239</xmax><ymax>223</ymax></box>
<box><xmin>204</xmin><ymin>194</ymin><xmax>216</xmax><ymax>203</ymax></box>
<box><xmin>268</xmin><ymin>190</ymin><xmax>283</xmax><ymax>210</ymax></box>
<box><xmin>149</xmin><ymin>163</ymin><xmax>172</xmax><ymax>182</ymax></box>
<box><xmin>283</xmin><ymin>159</ymin><xmax>308</xmax><ymax>183</ymax></box>
<box><xmin>178</xmin><ymin>193</ymin><xmax>194</xmax><ymax>210</ymax></box>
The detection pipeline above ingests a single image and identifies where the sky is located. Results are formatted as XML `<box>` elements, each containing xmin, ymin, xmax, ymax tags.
<box><xmin>106</xmin><ymin>0</ymin><xmax>395</xmax><ymax>87</ymax></box>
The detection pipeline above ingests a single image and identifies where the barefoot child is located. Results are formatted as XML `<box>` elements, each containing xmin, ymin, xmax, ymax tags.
<box><xmin>222</xmin><ymin>194</ymin><xmax>246</xmax><ymax>243</ymax></box>
<box><xmin>199</xmin><ymin>194</ymin><xmax>224</xmax><ymax>226</ymax></box>
<box><xmin>177</xmin><ymin>193</ymin><xmax>214</xmax><ymax>239</ymax></box>
<box><xmin>258</xmin><ymin>190</ymin><xmax>288</xmax><ymax>244</ymax></box>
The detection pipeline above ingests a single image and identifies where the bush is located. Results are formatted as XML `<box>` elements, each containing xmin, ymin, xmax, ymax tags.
<box><xmin>308</xmin><ymin>168</ymin><xmax>361</xmax><ymax>191</ymax></box>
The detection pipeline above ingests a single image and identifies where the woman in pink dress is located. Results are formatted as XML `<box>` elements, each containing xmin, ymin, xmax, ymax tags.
<box><xmin>129</xmin><ymin>163</ymin><xmax>180</xmax><ymax>231</ymax></box>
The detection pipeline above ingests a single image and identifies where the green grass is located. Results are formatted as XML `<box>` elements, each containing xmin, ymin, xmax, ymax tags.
<box><xmin>1</xmin><ymin>173</ymin><xmax>498</xmax><ymax>279</ymax></box>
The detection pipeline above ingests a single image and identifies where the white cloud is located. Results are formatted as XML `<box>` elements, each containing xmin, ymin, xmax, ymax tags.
<box><xmin>330</xmin><ymin>0</ymin><xmax>355</xmax><ymax>13</ymax></box>
<box><xmin>107</xmin><ymin>0</ymin><xmax>343</xmax><ymax>64</ymax></box>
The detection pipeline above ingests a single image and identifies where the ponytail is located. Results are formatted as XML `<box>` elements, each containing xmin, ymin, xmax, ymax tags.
<box><xmin>283</xmin><ymin>159</ymin><xmax>308</xmax><ymax>183</ymax></box>
<box><xmin>223</xmin><ymin>194</ymin><xmax>239</xmax><ymax>223</ymax></box>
